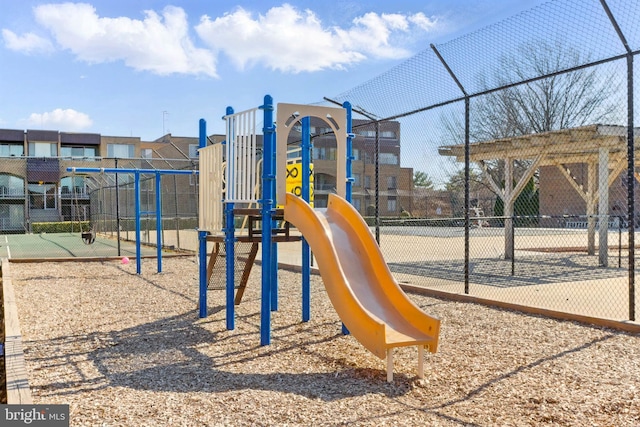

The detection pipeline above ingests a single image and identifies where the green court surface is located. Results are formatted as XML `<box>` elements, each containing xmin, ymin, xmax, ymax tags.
<box><xmin>0</xmin><ymin>233</ymin><xmax>173</xmax><ymax>260</ymax></box>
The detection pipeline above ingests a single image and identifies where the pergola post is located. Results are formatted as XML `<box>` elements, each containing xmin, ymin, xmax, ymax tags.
<box><xmin>599</xmin><ymin>147</ymin><xmax>610</xmax><ymax>266</ymax></box>
<box><xmin>587</xmin><ymin>161</ymin><xmax>597</xmax><ymax>255</ymax></box>
<box><xmin>504</xmin><ymin>158</ymin><xmax>514</xmax><ymax>260</ymax></box>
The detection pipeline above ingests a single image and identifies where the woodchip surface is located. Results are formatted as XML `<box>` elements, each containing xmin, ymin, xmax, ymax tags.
<box><xmin>9</xmin><ymin>257</ymin><xmax>640</xmax><ymax>426</ymax></box>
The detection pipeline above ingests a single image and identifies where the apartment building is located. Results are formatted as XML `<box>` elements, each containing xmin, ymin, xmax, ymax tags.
<box><xmin>0</xmin><ymin>118</ymin><xmax>412</xmax><ymax>232</ymax></box>
<box><xmin>289</xmin><ymin>118</ymin><xmax>414</xmax><ymax>216</ymax></box>
<box><xmin>0</xmin><ymin>128</ymin><xmax>205</xmax><ymax>233</ymax></box>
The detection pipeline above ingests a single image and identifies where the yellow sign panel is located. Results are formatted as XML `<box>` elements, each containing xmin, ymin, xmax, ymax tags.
<box><xmin>285</xmin><ymin>163</ymin><xmax>313</xmax><ymax>183</ymax></box>
<box><xmin>281</xmin><ymin>163</ymin><xmax>313</xmax><ymax>207</ymax></box>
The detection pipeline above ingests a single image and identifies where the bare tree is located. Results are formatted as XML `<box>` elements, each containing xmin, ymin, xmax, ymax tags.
<box><xmin>473</xmin><ymin>40</ymin><xmax>620</xmax><ymax>141</ymax></box>
<box><xmin>443</xmin><ymin>39</ymin><xmax>621</xmax><ymax>193</ymax></box>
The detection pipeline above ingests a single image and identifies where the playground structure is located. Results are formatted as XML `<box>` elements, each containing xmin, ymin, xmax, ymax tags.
<box><xmin>197</xmin><ymin>95</ymin><xmax>440</xmax><ymax>381</ymax></box>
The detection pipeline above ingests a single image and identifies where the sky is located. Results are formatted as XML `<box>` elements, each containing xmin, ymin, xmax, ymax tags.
<box><xmin>0</xmin><ymin>0</ymin><xmax>548</xmax><ymax>140</ymax></box>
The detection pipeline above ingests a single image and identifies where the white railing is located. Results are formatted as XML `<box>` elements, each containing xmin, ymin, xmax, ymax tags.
<box><xmin>224</xmin><ymin>107</ymin><xmax>259</xmax><ymax>203</ymax></box>
<box><xmin>0</xmin><ymin>187</ymin><xmax>25</xmax><ymax>197</ymax></box>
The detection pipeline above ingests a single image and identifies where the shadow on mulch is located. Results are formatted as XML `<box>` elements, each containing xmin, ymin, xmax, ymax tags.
<box><xmin>24</xmin><ymin>309</ymin><xmax>413</xmax><ymax>401</ymax></box>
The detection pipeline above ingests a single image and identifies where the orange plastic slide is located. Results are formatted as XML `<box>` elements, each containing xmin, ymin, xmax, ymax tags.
<box><xmin>284</xmin><ymin>193</ymin><xmax>440</xmax><ymax>380</ymax></box>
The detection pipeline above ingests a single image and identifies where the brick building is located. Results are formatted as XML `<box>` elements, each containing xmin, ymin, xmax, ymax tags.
<box><xmin>0</xmin><ymin>117</ymin><xmax>413</xmax><ymax>232</ymax></box>
<box><xmin>295</xmin><ymin>118</ymin><xmax>414</xmax><ymax>216</ymax></box>
<box><xmin>0</xmin><ymin>129</ymin><xmax>206</xmax><ymax>232</ymax></box>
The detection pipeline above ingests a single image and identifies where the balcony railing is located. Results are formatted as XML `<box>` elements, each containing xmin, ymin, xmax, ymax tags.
<box><xmin>0</xmin><ymin>188</ymin><xmax>25</xmax><ymax>198</ymax></box>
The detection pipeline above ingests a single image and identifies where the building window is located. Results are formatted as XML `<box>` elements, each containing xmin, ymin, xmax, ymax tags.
<box><xmin>0</xmin><ymin>174</ymin><xmax>24</xmax><ymax>196</ymax></box>
<box><xmin>387</xmin><ymin>196</ymin><xmax>397</xmax><ymax>213</ymax></box>
<box><xmin>315</xmin><ymin>173</ymin><xmax>335</xmax><ymax>191</ymax></box>
<box><xmin>387</xmin><ymin>176</ymin><xmax>397</xmax><ymax>190</ymax></box>
<box><xmin>28</xmin><ymin>142</ymin><xmax>57</xmax><ymax>157</ymax></box>
<box><xmin>28</xmin><ymin>183</ymin><xmax>56</xmax><ymax>210</ymax></box>
<box><xmin>352</xmin><ymin>198</ymin><xmax>361</xmax><ymax>211</ymax></box>
<box><xmin>352</xmin><ymin>148</ymin><xmax>361</xmax><ymax>161</ymax></box>
<box><xmin>379</xmin><ymin>152</ymin><xmax>398</xmax><ymax>165</ymax></box>
<box><xmin>381</xmin><ymin>131</ymin><xmax>396</xmax><ymax>138</ymax></box>
<box><xmin>0</xmin><ymin>144</ymin><xmax>24</xmax><ymax>157</ymax></box>
<box><xmin>0</xmin><ymin>204</ymin><xmax>24</xmax><ymax>230</ymax></box>
<box><xmin>353</xmin><ymin>173</ymin><xmax>361</xmax><ymax>187</ymax></box>
<box><xmin>359</xmin><ymin>130</ymin><xmax>376</xmax><ymax>137</ymax></box>
<box><xmin>107</xmin><ymin>144</ymin><xmax>135</xmax><ymax>158</ymax></box>
<box><xmin>141</xmin><ymin>148</ymin><xmax>153</xmax><ymax>159</ymax></box>
<box><xmin>312</xmin><ymin>147</ymin><xmax>336</xmax><ymax>160</ymax></box>
<box><xmin>61</xmin><ymin>146</ymin><xmax>97</xmax><ymax>159</ymax></box>
<box><xmin>364</xmin><ymin>175</ymin><xmax>371</xmax><ymax>189</ymax></box>
<box><xmin>60</xmin><ymin>176</ymin><xmax>87</xmax><ymax>196</ymax></box>
<box><xmin>287</xmin><ymin>147</ymin><xmax>301</xmax><ymax>161</ymax></box>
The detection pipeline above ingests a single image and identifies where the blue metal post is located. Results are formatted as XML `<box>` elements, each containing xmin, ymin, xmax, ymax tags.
<box><xmin>224</xmin><ymin>107</ymin><xmax>235</xmax><ymax>330</ymax></box>
<box><xmin>224</xmin><ymin>201</ymin><xmax>235</xmax><ymax>330</ymax></box>
<box><xmin>301</xmin><ymin>116</ymin><xmax>311</xmax><ymax>322</ymax></box>
<box><xmin>343</xmin><ymin>102</ymin><xmax>354</xmax><ymax>335</ymax></box>
<box><xmin>344</xmin><ymin>101</ymin><xmax>354</xmax><ymax>203</ymax></box>
<box><xmin>199</xmin><ymin>118</ymin><xmax>207</xmax><ymax>148</ymax></box>
<box><xmin>198</xmin><ymin>230</ymin><xmax>208</xmax><ymax>318</ymax></box>
<box><xmin>270</xmin><ymin>240</ymin><xmax>278</xmax><ymax>311</ymax></box>
<box><xmin>134</xmin><ymin>172</ymin><xmax>142</xmax><ymax>274</ymax></box>
<box><xmin>155</xmin><ymin>172</ymin><xmax>162</xmax><ymax>273</ymax></box>
<box><xmin>198</xmin><ymin>118</ymin><xmax>208</xmax><ymax>318</ymax></box>
<box><xmin>260</xmin><ymin>95</ymin><xmax>275</xmax><ymax>345</ymax></box>
<box><xmin>270</xmin><ymin>106</ymin><xmax>279</xmax><ymax>313</ymax></box>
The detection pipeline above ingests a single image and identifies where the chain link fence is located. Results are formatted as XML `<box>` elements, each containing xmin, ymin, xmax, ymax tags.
<box><xmin>0</xmin><ymin>156</ymin><xmax>199</xmax><ymax>258</ymax></box>
<box><xmin>327</xmin><ymin>0</ymin><xmax>640</xmax><ymax>323</ymax></box>
<box><xmin>2</xmin><ymin>0</ymin><xmax>638</xmax><ymax>324</ymax></box>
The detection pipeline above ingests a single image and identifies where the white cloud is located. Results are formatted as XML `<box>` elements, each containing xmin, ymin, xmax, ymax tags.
<box><xmin>195</xmin><ymin>4</ymin><xmax>439</xmax><ymax>73</ymax></box>
<box><xmin>336</xmin><ymin>12</ymin><xmax>414</xmax><ymax>59</ymax></box>
<box><xmin>2</xmin><ymin>29</ymin><xmax>54</xmax><ymax>54</ymax></box>
<box><xmin>409</xmin><ymin>12</ymin><xmax>439</xmax><ymax>31</ymax></box>
<box><xmin>6</xmin><ymin>3</ymin><xmax>439</xmax><ymax>76</ymax></box>
<box><xmin>25</xmin><ymin>109</ymin><xmax>93</xmax><ymax>131</ymax></box>
<box><xmin>32</xmin><ymin>3</ymin><xmax>217</xmax><ymax>77</ymax></box>
<box><xmin>196</xmin><ymin>5</ymin><xmax>357</xmax><ymax>73</ymax></box>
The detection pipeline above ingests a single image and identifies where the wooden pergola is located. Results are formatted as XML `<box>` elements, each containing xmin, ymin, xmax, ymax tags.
<box><xmin>438</xmin><ymin>124</ymin><xmax>640</xmax><ymax>266</ymax></box>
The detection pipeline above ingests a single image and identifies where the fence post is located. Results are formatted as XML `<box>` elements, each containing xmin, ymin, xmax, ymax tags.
<box><xmin>431</xmin><ymin>43</ymin><xmax>471</xmax><ymax>293</ymax></box>
<box><xmin>600</xmin><ymin>0</ymin><xmax>635</xmax><ymax>321</ymax></box>
<box><xmin>115</xmin><ymin>158</ymin><xmax>121</xmax><ymax>257</ymax></box>
<box><xmin>511</xmin><ymin>216</ymin><xmax>515</xmax><ymax>276</ymax></box>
